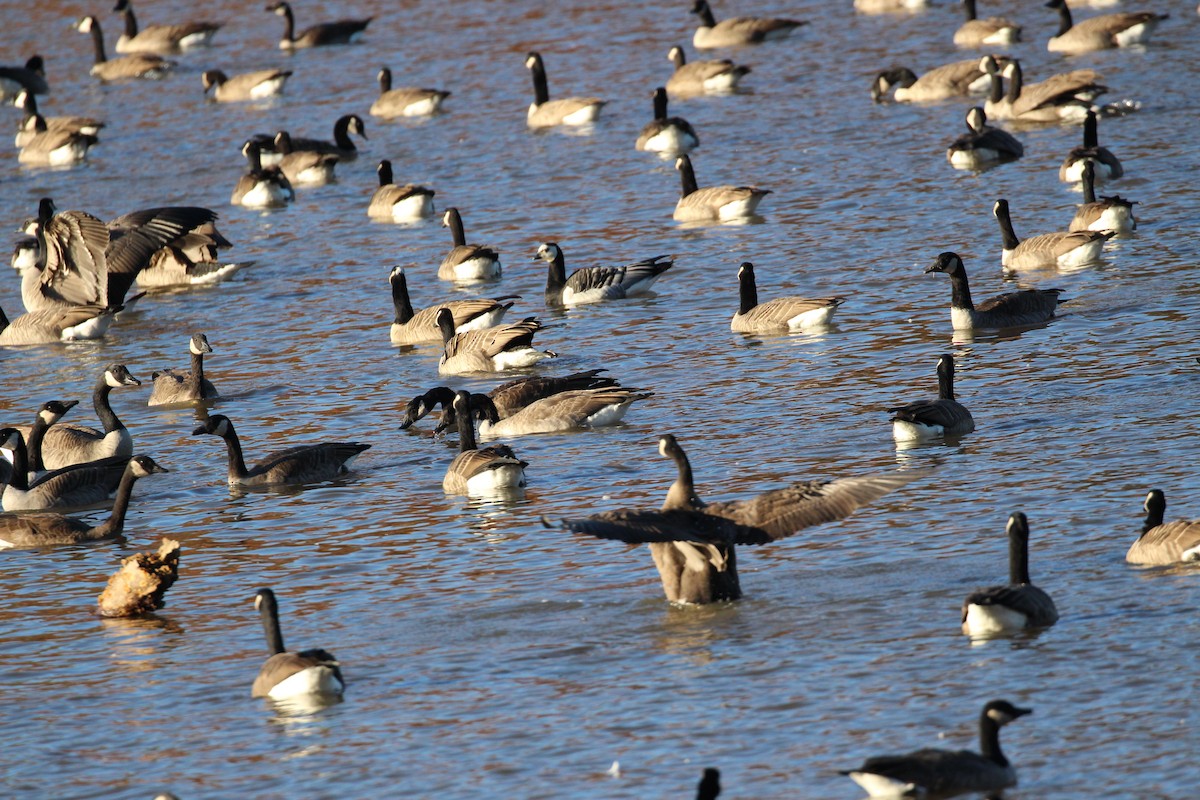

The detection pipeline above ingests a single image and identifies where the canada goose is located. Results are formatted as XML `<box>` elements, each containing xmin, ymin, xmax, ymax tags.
<box><xmin>889</xmin><ymin>354</ymin><xmax>975</xmax><ymax>441</ymax></box>
<box><xmin>665</xmin><ymin>45</ymin><xmax>750</xmax><ymax>96</ymax></box>
<box><xmin>251</xmin><ymin>588</ymin><xmax>344</xmax><ymax>700</ymax></box>
<box><xmin>193</xmin><ymin>415</ymin><xmax>369</xmax><ymax>487</ymax></box>
<box><xmin>113</xmin><ymin>0</ymin><xmax>219</xmax><ymax>53</ymax></box>
<box><xmin>1</xmin><ymin>429</ymin><xmax>127</xmax><ymax>512</ymax></box>
<box><xmin>925</xmin><ymin>252</ymin><xmax>1063</xmax><ymax>329</ymax></box>
<box><xmin>1127</xmin><ymin>490</ymin><xmax>1200</xmax><ymax>565</ymax></box>
<box><xmin>946</xmin><ymin>107</ymin><xmax>1023</xmax><ymax>170</ymax></box>
<box><xmin>471</xmin><ymin>387</ymin><xmax>653</xmax><ymax>438</ymax></box>
<box><xmin>231</xmin><ymin>140</ymin><xmax>294</xmax><ymax>208</ymax></box>
<box><xmin>0</xmin><ymin>55</ymin><xmax>48</xmax><ymax>103</ymax></box>
<box><xmin>369</xmin><ymin>161</ymin><xmax>435</xmax><ymax>222</ymax></box>
<box><xmin>4</xmin><ymin>401</ymin><xmax>78</xmax><ymax>480</ymax></box>
<box><xmin>841</xmin><ymin>700</ymin><xmax>1031</xmax><ymax>797</ymax></box>
<box><xmin>854</xmin><ymin>0</ymin><xmax>928</xmax><ymax>13</ymax></box>
<box><xmin>284</xmin><ymin>114</ymin><xmax>366</xmax><ymax>161</ymax></box>
<box><xmin>1003</xmin><ymin>60</ymin><xmax>1106</xmax><ymax>124</ymax></box>
<box><xmin>267</xmin><ymin>1</ymin><xmax>370</xmax><ymax>49</ymax></box>
<box><xmin>148</xmin><ymin>333</ymin><xmax>219</xmax><ymax>406</ymax></box>
<box><xmin>1059</xmin><ymin>109</ymin><xmax>1123</xmax><ymax>183</ymax></box>
<box><xmin>731</xmin><ymin>261</ymin><xmax>842</xmax><ymax>333</ymax></box>
<box><xmin>870</xmin><ymin>59</ymin><xmax>994</xmax><ymax>103</ymax></box>
<box><xmin>0</xmin><ymin>456</ymin><xmax>167</xmax><ymax>548</ymax></box>
<box><xmin>547</xmin><ymin>434</ymin><xmax>919</xmax><ymax>604</ymax></box>
<box><xmin>436</xmin><ymin>308</ymin><xmax>556</xmax><ymax>376</ymax></box>
<box><xmin>979</xmin><ymin>55</ymin><xmax>1012</xmax><ymax>119</ymax></box>
<box><xmin>0</xmin><ymin>302</ymin><xmax>116</xmax><ymax>345</ymax></box>
<box><xmin>954</xmin><ymin>0</ymin><xmax>1021</xmax><ymax>46</ymax></box>
<box><xmin>272</xmin><ymin>131</ymin><xmax>339</xmax><ymax>186</ymax></box>
<box><xmin>636</xmin><ymin>87</ymin><xmax>699</xmax><ymax>156</ymax></box>
<box><xmin>962</xmin><ymin>512</ymin><xmax>1058</xmax><ymax>636</ymax></box>
<box><xmin>388</xmin><ymin>267</ymin><xmax>514</xmax><ymax>345</ymax></box>
<box><xmin>697</xmin><ymin>768</ymin><xmax>721</xmax><ymax>800</ymax></box>
<box><xmin>136</xmin><ymin>222</ymin><xmax>245</xmax><ymax>289</ymax></box>
<box><xmin>202</xmin><ymin>69</ymin><xmax>292</xmax><ymax>102</ymax></box>
<box><xmin>14</xmin><ymin>90</ymin><xmax>103</xmax><ymax>147</ymax></box>
<box><xmin>524</xmin><ymin>52</ymin><xmax>606</xmax><ymax>129</ymax></box>
<box><xmin>673</xmin><ymin>154</ymin><xmax>770</xmax><ymax>222</ymax></box>
<box><xmin>994</xmin><ymin>198</ymin><xmax>1112</xmax><ymax>269</ymax></box>
<box><xmin>439</xmin><ymin>208</ymin><xmax>501</xmax><ymax>281</ymax></box>
<box><xmin>75</xmin><ymin>16</ymin><xmax>173</xmax><ymax>81</ymax></box>
<box><xmin>1046</xmin><ymin>0</ymin><xmax>1167</xmax><ymax>54</ymax></box>
<box><xmin>1069</xmin><ymin>160</ymin><xmax>1137</xmax><ymax>234</ymax></box>
<box><xmin>17</xmin><ymin>116</ymin><xmax>97</xmax><ymax>166</ymax></box>
<box><xmin>443</xmin><ymin>391</ymin><xmax>527</xmax><ymax>495</ymax></box>
<box><xmin>689</xmin><ymin>0</ymin><xmax>807</xmax><ymax>49</ymax></box>
<box><xmin>369</xmin><ymin>67</ymin><xmax>450</xmax><ymax>118</ymax></box>
<box><xmin>535</xmin><ymin>242</ymin><xmax>674</xmax><ymax>305</ymax></box>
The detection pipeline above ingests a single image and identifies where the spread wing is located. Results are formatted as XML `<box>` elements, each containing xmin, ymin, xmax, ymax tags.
<box><xmin>105</xmin><ymin>207</ymin><xmax>220</xmax><ymax>305</ymax></box>
<box><xmin>555</xmin><ymin>508</ymin><xmax>763</xmax><ymax>545</ymax></box>
<box><xmin>39</xmin><ymin>210</ymin><xmax>109</xmax><ymax>308</ymax></box>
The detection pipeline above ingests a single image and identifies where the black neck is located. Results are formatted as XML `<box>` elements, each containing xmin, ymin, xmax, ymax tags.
<box><xmin>378</xmin><ymin>160</ymin><xmax>394</xmax><ymax>187</ymax></box>
<box><xmin>1008</xmin><ymin>524</ymin><xmax>1031</xmax><ymax>584</ymax></box>
<box><xmin>219</xmin><ymin>423</ymin><xmax>250</xmax><ymax>480</ymax></box>
<box><xmin>94</xmin><ymin>378</ymin><xmax>123</xmax><ymax>434</ymax></box>
<box><xmin>1082</xmin><ymin>112</ymin><xmax>1098</xmax><ymax>149</ymax></box>
<box><xmin>670</xmin><ymin>48</ymin><xmax>686</xmax><ymax>70</ymax></box>
<box><xmin>936</xmin><ymin>357</ymin><xmax>955</xmax><ymax>401</ymax></box>
<box><xmin>652</xmin><ymin>88</ymin><xmax>669</xmax><ymax>121</ymax></box>
<box><xmin>694</xmin><ymin>2</ymin><xmax>717</xmax><ymax>28</ymax></box>
<box><xmin>995</xmin><ymin>202</ymin><xmax>1021</xmax><ymax>250</ymax></box>
<box><xmin>26</xmin><ymin>417</ymin><xmax>51</xmax><ymax>473</ymax></box>
<box><xmin>663</xmin><ymin>441</ymin><xmax>702</xmax><ymax>511</ymax></box>
<box><xmin>1081</xmin><ymin>163</ymin><xmax>1097</xmax><ymax>203</ymax></box>
<box><xmin>391</xmin><ymin>271</ymin><xmax>414</xmax><ymax>324</ymax></box>
<box><xmin>963</xmin><ymin>0</ymin><xmax>977</xmax><ymax>22</ymax></box>
<box><xmin>259</xmin><ymin>595</ymin><xmax>287</xmax><ymax>654</ymax></box>
<box><xmin>987</xmin><ymin>66</ymin><xmax>1004</xmax><ymax>105</ymax></box>
<box><xmin>947</xmin><ymin>266</ymin><xmax>975</xmax><ymax>312</ymax></box>
<box><xmin>379</xmin><ymin>67</ymin><xmax>392</xmax><ymax>93</ymax></box>
<box><xmin>545</xmin><ymin>249</ymin><xmax>567</xmax><ymax>294</ymax></box>
<box><xmin>1142</xmin><ymin>495</ymin><xmax>1164</xmax><ymax>534</ymax></box>
<box><xmin>436</xmin><ymin>310</ymin><xmax>456</xmax><ymax>344</ymax></box>
<box><xmin>245</xmin><ymin>143</ymin><xmax>264</xmax><ymax>173</ymax></box>
<box><xmin>121</xmin><ymin>7</ymin><xmax>138</xmax><ymax>38</ymax></box>
<box><xmin>189</xmin><ymin>350</ymin><xmax>205</xmax><ymax>391</ymax></box>
<box><xmin>21</xmin><ymin>91</ymin><xmax>38</xmax><ymax>116</ymax></box>
<box><xmin>91</xmin><ymin>464</ymin><xmax>140</xmax><ymax>537</ymax></box>
<box><xmin>737</xmin><ymin>266</ymin><xmax>758</xmax><ymax>314</ymax></box>
<box><xmin>5</xmin><ymin>433</ymin><xmax>30</xmax><ymax>490</ymax></box>
<box><xmin>1004</xmin><ymin>61</ymin><xmax>1023</xmax><ymax>102</ymax></box>
<box><xmin>677</xmin><ymin>157</ymin><xmax>698</xmax><ymax>198</ymax></box>
<box><xmin>529</xmin><ymin>60</ymin><xmax>549</xmax><ymax>105</ymax></box>
<box><xmin>1054</xmin><ymin>2</ymin><xmax>1073</xmax><ymax>37</ymax></box>
<box><xmin>89</xmin><ymin>23</ymin><xmax>108</xmax><ymax>65</ymax></box>
<box><xmin>445</xmin><ymin>210</ymin><xmax>466</xmax><ymax>247</ymax></box>
<box><xmin>279</xmin><ymin>4</ymin><xmax>295</xmax><ymax>42</ymax></box>
<box><xmin>978</xmin><ymin>710</ymin><xmax>1010</xmax><ymax>766</ymax></box>
<box><xmin>454</xmin><ymin>394</ymin><xmax>477</xmax><ymax>453</ymax></box>
<box><xmin>332</xmin><ymin>117</ymin><xmax>355</xmax><ymax>150</ymax></box>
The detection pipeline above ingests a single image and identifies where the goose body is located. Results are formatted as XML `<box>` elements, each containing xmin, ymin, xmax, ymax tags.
<box><xmin>731</xmin><ymin>262</ymin><xmax>841</xmax><ymax>332</ymax></box>
<box><xmin>136</xmin><ymin>222</ymin><xmax>243</xmax><ymax>289</ymax></box>
<box><xmin>524</xmin><ymin>52</ymin><xmax>605</xmax><ymax>128</ymax></box>
<box><xmin>665</xmin><ymin>46</ymin><xmax>750</xmax><ymax>96</ymax></box>
<box><xmin>369</xmin><ymin>67</ymin><xmax>450</xmax><ymax>118</ymax></box>
<box><xmin>994</xmin><ymin>198</ymin><xmax>1111</xmax><ymax>269</ymax></box>
<box><xmin>1127</xmin><ymin>490</ymin><xmax>1200</xmax><ymax>565</ymax></box>
<box><xmin>962</xmin><ymin>513</ymin><xmax>1059</xmax><ymax>636</ymax></box>
<box><xmin>232</xmin><ymin>141</ymin><xmax>294</xmax><ymax>208</ymax></box>
<box><xmin>438</xmin><ymin>208</ymin><xmax>500</xmax><ymax>281</ymax></box>
<box><xmin>1</xmin><ymin>429</ymin><xmax>127</xmax><ymax>512</ymax></box>
<box><xmin>1059</xmin><ymin>110</ymin><xmax>1123</xmax><ymax>183</ymax></box>
<box><xmin>388</xmin><ymin>267</ymin><xmax>513</xmax><ymax>345</ymax></box>
<box><xmin>636</xmin><ymin>88</ymin><xmax>699</xmax><ymax>156</ymax></box>
<box><xmin>114</xmin><ymin>0</ymin><xmax>219</xmax><ymax>53</ymax></box>
<box><xmin>267</xmin><ymin>1</ymin><xmax>370</xmax><ymax>49</ymax></box>
<box><xmin>193</xmin><ymin>415</ymin><xmax>369</xmax><ymax>487</ymax></box>
<box><xmin>890</xmin><ymin>354</ymin><xmax>975</xmax><ymax>442</ymax></box>
<box><xmin>871</xmin><ymin>59</ymin><xmax>993</xmax><ymax>103</ymax></box>
<box><xmin>437</xmin><ymin>309</ymin><xmax>555</xmax><ymax>376</ymax></box>
<box><xmin>272</xmin><ymin>131</ymin><xmax>339</xmax><ymax>187</ymax></box>
<box><xmin>369</xmin><ymin>161</ymin><xmax>434</xmax><ymax>222</ymax></box>
<box><xmin>535</xmin><ymin>242</ymin><xmax>673</xmax><ymax>305</ymax></box>
<box><xmin>1070</xmin><ymin>161</ymin><xmax>1136</xmax><ymax>234</ymax></box>
<box><xmin>926</xmin><ymin>252</ymin><xmax>1062</xmax><ymax>329</ymax></box>
<box><xmin>0</xmin><ymin>303</ymin><xmax>115</xmax><ymax>345</ymax></box>
<box><xmin>442</xmin><ymin>392</ymin><xmax>526</xmax><ymax>495</ymax></box>
<box><xmin>673</xmin><ymin>155</ymin><xmax>769</xmax><ymax>222</ymax></box>
<box><xmin>202</xmin><ymin>69</ymin><xmax>291</xmax><ymax>102</ymax></box>
<box><xmin>251</xmin><ymin>588</ymin><xmax>344</xmax><ymax>700</ymax></box>
<box><xmin>17</xmin><ymin>118</ymin><xmax>97</xmax><ymax>166</ymax></box>
<box><xmin>947</xmin><ymin>107</ymin><xmax>1023</xmax><ymax>170</ymax></box>
<box><xmin>398</xmin><ymin>371</ymin><xmax>619</xmax><ymax>431</ymax></box>
<box><xmin>14</xmin><ymin>91</ymin><xmax>103</xmax><ymax>148</ymax></box>
<box><xmin>1003</xmin><ymin>60</ymin><xmax>1106</xmax><ymax>124</ymax></box>
<box><xmin>690</xmin><ymin>0</ymin><xmax>806</xmax><ymax>49</ymax></box>
<box><xmin>471</xmin><ymin>388</ymin><xmax>653</xmax><ymax>438</ymax></box>
<box><xmin>1046</xmin><ymin>0</ymin><xmax>1167</xmax><ymax>54</ymax></box>
<box><xmin>284</xmin><ymin>114</ymin><xmax>366</xmax><ymax>161</ymax></box>
<box><xmin>148</xmin><ymin>333</ymin><xmax>218</xmax><ymax>406</ymax></box>
<box><xmin>954</xmin><ymin>0</ymin><xmax>1021</xmax><ymax>46</ymax></box>
<box><xmin>76</xmin><ymin>16</ymin><xmax>173</xmax><ymax>80</ymax></box>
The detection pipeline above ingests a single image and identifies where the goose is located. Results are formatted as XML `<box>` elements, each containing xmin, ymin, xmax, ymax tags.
<box><xmin>470</xmin><ymin>388</ymin><xmax>653</xmax><ymax>438</ymax></box>
<box><xmin>443</xmin><ymin>391</ymin><xmax>527</xmax><ymax>495</ymax></box>
<box><xmin>673</xmin><ymin>154</ymin><xmax>770</xmax><ymax>222</ymax></box>
<box><xmin>636</xmin><ymin>87</ymin><xmax>699</xmax><ymax>156</ymax></box>
<box><xmin>437</xmin><ymin>308</ymin><xmax>556</xmax><ymax>376</ymax></box>
<box><xmin>438</xmin><ymin>208</ymin><xmax>501</xmax><ymax>281</ymax></box>
<box><xmin>201</xmin><ymin>69</ymin><xmax>292</xmax><ymax>102</ymax></box>
<box><xmin>535</xmin><ymin>242</ymin><xmax>674</xmax><ymax>305</ymax></box>
<box><xmin>665</xmin><ymin>45</ymin><xmax>750</xmax><ymax>96</ymax></box>
<box><xmin>17</xmin><ymin>116</ymin><xmax>97</xmax><ymax>166</ymax></box>
<box><xmin>854</xmin><ymin>0</ymin><xmax>928</xmax><ymax>13</ymax></box>
<box><xmin>113</xmin><ymin>0</ymin><xmax>220</xmax><ymax>53</ymax></box>
<box><xmin>389</xmin><ymin>267</ymin><xmax>514</xmax><ymax>345</ymax></box>
<box><xmin>0</xmin><ymin>302</ymin><xmax>116</xmax><ymax>345</ymax></box>
<box><xmin>841</xmin><ymin>699</ymin><xmax>1031</xmax><ymax>797</ymax></box>
<box><xmin>697</xmin><ymin>768</ymin><xmax>721</xmax><ymax>800</ymax></box>
<box><xmin>1046</xmin><ymin>0</ymin><xmax>1167</xmax><ymax>54</ymax></box>
<box><xmin>368</xmin><ymin>161</ymin><xmax>435</xmax><ymax>222</ymax></box>
<box><xmin>148</xmin><ymin>333</ymin><xmax>219</xmax><ymax>406</ymax></box>
<box><xmin>731</xmin><ymin>262</ymin><xmax>842</xmax><ymax>332</ymax></box>
<box><xmin>0</xmin><ymin>455</ymin><xmax>167</xmax><ymax>549</ymax></box>
<box><xmin>962</xmin><ymin>512</ymin><xmax>1058</xmax><ymax>636</ymax></box>
<box><xmin>267</xmin><ymin>1</ymin><xmax>370</xmax><ymax>49</ymax></box>
<box><xmin>251</xmin><ymin>588</ymin><xmax>344</xmax><ymax>700</ymax></box>
<box><xmin>1</xmin><ymin>428</ymin><xmax>127</xmax><ymax>512</ymax></box>
<box><xmin>946</xmin><ymin>106</ymin><xmax>1023</xmax><ymax>170</ymax></box>
<box><xmin>283</xmin><ymin>114</ymin><xmax>366</xmax><ymax>161</ymax></box>
<box><xmin>231</xmin><ymin>140</ymin><xmax>294</xmax><ymax>208</ymax></box>
<box><xmin>979</xmin><ymin>55</ymin><xmax>1012</xmax><ymax>119</ymax></box>
<box><xmin>2</xmin><ymin>401</ymin><xmax>78</xmax><ymax>483</ymax></box>
<box><xmin>925</xmin><ymin>252</ymin><xmax>1063</xmax><ymax>330</ymax></box>
<box><xmin>689</xmin><ymin>0</ymin><xmax>807</xmax><ymax>49</ymax></box>
<box><xmin>994</xmin><ymin>198</ymin><xmax>1112</xmax><ymax>269</ymax></box>
<box><xmin>871</xmin><ymin>58</ymin><xmax>994</xmax><ymax>103</ymax></box>
<box><xmin>547</xmin><ymin>434</ymin><xmax>919</xmax><ymax>604</ymax></box>
<box><xmin>1126</xmin><ymin>490</ymin><xmax>1200</xmax><ymax>565</ymax></box>
<box><xmin>1069</xmin><ymin>161</ymin><xmax>1136</xmax><ymax>234</ymax></box>
<box><xmin>14</xmin><ymin>90</ymin><xmax>103</xmax><ymax>147</ymax></box>
<box><xmin>524</xmin><ymin>52</ymin><xmax>606</xmax><ymax>129</ymax></box>
<box><xmin>1003</xmin><ymin>60</ymin><xmax>1106</xmax><ymax>124</ymax></box>
<box><xmin>889</xmin><ymin>354</ymin><xmax>975</xmax><ymax>441</ymax></box>
<box><xmin>369</xmin><ymin>67</ymin><xmax>450</xmax><ymax>118</ymax></box>
<box><xmin>75</xmin><ymin>16</ymin><xmax>173</xmax><ymax>81</ymax></box>
<box><xmin>272</xmin><ymin>131</ymin><xmax>339</xmax><ymax>186</ymax></box>
<box><xmin>192</xmin><ymin>415</ymin><xmax>370</xmax><ymax>487</ymax></box>
<box><xmin>0</xmin><ymin>55</ymin><xmax>48</xmax><ymax>103</ymax></box>
<box><xmin>953</xmin><ymin>0</ymin><xmax>1021</xmax><ymax>46</ymax></box>
<box><xmin>136</xmin><ymin>222</ymin><xmax>245</xmax><ymax>289</ymax></box>
<box><xmin>1059</xmin><ymin>109</ymin><xmax>1123</xmax><ymax>183</ymax></box>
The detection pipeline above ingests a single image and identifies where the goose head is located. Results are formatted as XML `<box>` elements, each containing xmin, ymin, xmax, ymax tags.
<box><xmin>193</xmin><ymin>415</ymin><xmax>232</xmax><ymax>438</ymax></box>
<box><xmin>983</xmin><ymin>699</ymin><xmax>1032</xmax><ymax>725</ymax></box>
<box><xmin>189</xmin><ymin>332</ymin><xmax>213</xmax><ymax>355</ymax></box>
<box><xmin>128</xmin><ymin>454</ymin><xmax>170</xmax><ymax>478</ymax></box>
<box><xmin>105</xmin><ymin>364</ymin><xmax>142</xmax><ymax>387</ymax></box>
<box><xmin>37</xmin><ymin>399</ymin><xmax>79</xmax><ymax>426</ymax></box>
<box><xmin>925</xmin><ymin>252</ymin><xmax>964</xmax><ymax>275</ymax></box>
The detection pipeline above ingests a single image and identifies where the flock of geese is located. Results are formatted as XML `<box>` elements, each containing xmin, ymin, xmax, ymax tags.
<box><xmin>1</xmin><ymin>0</ymin><xmax>1197</xmax><ymax>797</ymax></box>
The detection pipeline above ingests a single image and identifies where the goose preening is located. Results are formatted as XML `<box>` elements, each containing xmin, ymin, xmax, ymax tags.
<box><xmin>75</xmin><ymin>16</ymin><xmax>173</xmax><ymax>81</ymax></box>
<box><xmin>871</xmin><ymin>58</ymin><xmax>995</xmax><ymax>103</ymax></box>
<box><xmin>0</xmin><ymin>456</ymin><xmax>166</xmax><ymax>549</ymax></box>
<box><xmin>636</xmin><ymin>87</ymin><xmax>699</xmax><ymax>156</ymax></box>
<box><xmin>1046</xmin><ymin>0</ymin><xmax>1167</xmax><ymax>54</ymax></box>
<box><xmin>889</xmin><ymin>354</ymin><xmax>975</xmax><ymax>442</ymax></box>
<box><xmin>442</xmin><ymin>391</ymin><xmax>527</xmax><ymax>496</ymax></box>
<box><xmin>422</xmin><ymin>386</ymin><xmax>652</xmax><ymax>439</ymax></box>
<box><xmin>14</xmin><ymin>90</ymin><xmax>104</xmax><ymax>148</ymax></box>
<box><xmin>17</xmin><ymin>116</ymin><xmax>98</xmax><ymax>166</ymax></box>
<box><xmin>1126</xmin><ymin>490</ymin><xmax>1200</xmax><ymax>566</ymax></box>
<box><xmin>202</xmin><ymin>69</ymin><xmax>292</xmax><ymax>102</ymax></box>
<box><xmin>999</xmin><ymin>60</ymin><xmax>1106</xmax><ymax>124</ymax></box>
<box><xmin>389</xmin><ymin>267</ymin><xmax>514</xmax><ymax>345</ymax></box>
<box><xmin>0</xmin><ymin>303</ymin><xmax>116</xmax><ymax>345</ymax></box>
<box><xmin>841</xmin><ymin>699</ymin><xmax>1031</xmax><ymax>797</ymax></box>
<box><xmin>546</xmin><ymin>434</ymin><xmax>920</xmax><ymax>604</ymax></box>
<box><xmin>697</xmin><ymin>768</ymin><xmax>721</xmax><ymax>800</ymax></box>
<box><xmin>524</xmin><ymin>52</ymin><xmax>606</xmax><ymax>129</ymax></box>
<box><xmin>689</xmin><ymin>0</ymin><xmax>807</xmax><ymax>49</ymax></box>
<box><xmin>436</xmin><ymin>308</ymin><xmax>556</xmax><ymax>376</ymax></box>
<box><xmin>192</xmin><ymin>415</ymin><xmax>370</xmax><ymax>488</ymax></box>
<box><xmin>1</xmin><ymin>428</ymin><xmax>127</xmax><ymax>512</ymax></box>
<box><xmin>272</xmin><ymin>131</ymin><xmax>339</xmax><ymax>187</ymax></box>
<box><xmin>534</xmin><ymin>242</ymin><xmax>674</xmax><ymax>306</ymax></box>
<box><xmin>953</xmin><ymin>0</ymin><xmax>1021</xmax><ymax>46</ymax></box>
<box><xmin>731</xmin><ymin>262</ymin><xmax>842</xmax><ymax>333</ymax></box>
<box><xmin>113</xmin><ymin>0</ymin><xmax>220</xmax><ymax>54</ymax></box>
<box><xmin>946</xmin><ymin>107</ymin><xmax>1023</xmax><ymax>170</ymax></box>
<box><xmin>673</xmin><ymin>154</ymin><xmax>770</xmax><ymax>222</ymax></box>
<box><xmin>369</xmin><ymin>67</ymin><xmax>450</xmax><ymax>118</ymax></box>
<box><xmin>283</xmin><ymin>114</ymin><xmax>366</xmax><ymax>161</ymax></box>
<box><xmin>962</xmin><ymin>512</ymin><xmax>1058</xmax><ymax>636</ymax></box>
<box><xmin>1070</xmin><ymin>161</ymin><xmax>1136</xmax><ymax>234</ymax></box>
<box><xmin>266</xmin><ymin>1</ymin><xmax>370</xmax><ymax>49</ymax></box>
<box><xmin>994</xmin><ymin>198</ymin><xmax>1112</xmax><ymax>270</ymax></box>
<box><xmin>148</xmin><ymin>332</ymin><xmax>219</xmax><ymax>406</ymax></box>
<box><xmin>231</xmin><ymin>140</ymin><xmax>294</xmax><ymax>208</ymax></box>
<box><xmin>926</xmin><ymin>252</ymin><xmax>1063</xmax><ymax>330</ymax></box>
<box><xmin>1059</xmin><ymin>109</ymin><xmax>1123</xmax><ymax>183</ymax></box>
<box><xmin>251</xmin><ymin>588</ymin><xmax>344</xmax><ymax>700</ymax></box>
<box><xmin>0</xmin><ymin>55</ymin><xmax>48</xmax><ymax>103</ymax></box>
<box><xmin>136</xmin><ymin>222</ymin><xmax>244</xmax><ymax>289</ymax></box>
<box><xmin>368</xmin><ymin>161</ymin><xmax>435</xmax><ymax>222</ymax></box>
<box><xmin>438</xmin><ymin>208</ymin><xmax>501</xmax><ymax>282</ymax></box>
<box><xmin>665</xmin><ymin>45</ymin><xmax>750</xmax><ymax>97</ymax></box>
<box><xmin>96</xmin><ymin>537</ymin><xmax>181</xmax><ymax>617</ymax></box>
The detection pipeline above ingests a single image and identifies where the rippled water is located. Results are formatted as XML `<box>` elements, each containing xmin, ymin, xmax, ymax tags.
<box><xmin>2</xmin><ymin>0</ymin><xmax>1199</xmax><ymax>797</ymax></box>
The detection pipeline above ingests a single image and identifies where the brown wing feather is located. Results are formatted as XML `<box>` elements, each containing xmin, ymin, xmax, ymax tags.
<box><xmin>1126</xmin><ymin>521</ymin><xmax>1200</xmax><ymax>565</ymax></box>
<box><xmin>1012</xmin><ymin>70</ymin><xmax>1103</xmax><ymax>117</ymax></box>
<box><xmin>556</xmin><ymin>508</ymin><xmax>757</xmax><ymax>545</ymax></box>
<box><xmin>40</xmin><ymin>211</ymin><xmax>109</xmax><ymax>308</ymax></box>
